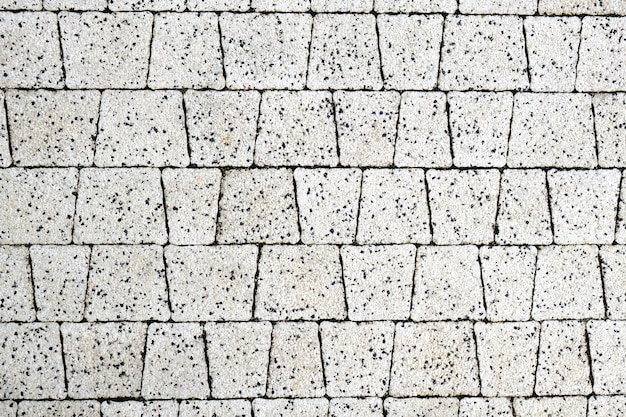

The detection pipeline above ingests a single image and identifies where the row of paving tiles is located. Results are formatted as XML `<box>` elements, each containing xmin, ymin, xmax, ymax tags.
<box><xmin>1</xmin><ymin>167</ymin><xmax>625</xmax><ymax>245</ymax></box>
<box><xmin>2</xmin><ymin>12</ymin><xmax>626</xmax><ymax>91</ymax></box>
<box><xmin>2</xmin><ymin>90</ymin><xmax>626</xmax><ymax>169</ymax></box>
<box><xmin>3</xmin><ymin>243</ymin><xmax>626</xmax><ymax>323</ymax></box>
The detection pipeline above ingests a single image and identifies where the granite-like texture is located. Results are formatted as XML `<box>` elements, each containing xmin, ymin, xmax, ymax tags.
<box><xmin>0</xmin><ymin>92</ymin><xmax>10</xmax><ymax>168</ymax></box>
<box><xmin>101</xmin><ymin>401</ymin><xmax>178</xmax><ymax>417</ymax></box>
<box><xmin>179</xmin><ymin>400</ymin><xmax>251</xmax><ymax>417</ymax></box>
<box><xmin>384</xmin><ymin>398</ymin><xmax>459</xmax><ymax>417</ymax></box>
<box><xmin>253</xmin><ymin>399</ymin><xmax>328</xmax><ymax>417</ymax></box>
<box><xmin>514</xmin><ymin>397</ymin><xmax>587</xmax><ymax>417</ymax></box>
<box><xmin>459</xmin><ymin>398</ymin><xmax>514</xmax><ymax>417</ymax></box>
<box><xmin>329</xmin><ymin>398</ymin><xmax>382</xmax><ymax>417</ymax></box>
<box><xmin>594</xmin><ymin>94</ymin><xmax>626</xmax><ymax>167</ymax></box>
<box><xmin>19</xmin><ymin>401</ymin><xmax>100</xmax><ymax>417</ymax></box>
<box><xmin>600</xmin><ymin>246</ymin><xmax>626</xmax><ymax>319</ymax></box>
<box><xmin>588</xmin><ymin>320</ymin><xmax>626</xmax><ymax>394</ymax></box>
<box><xmin>0</xmin><ymin>246</ymin><xmax>35</xmax><ymax>322</ymax></box>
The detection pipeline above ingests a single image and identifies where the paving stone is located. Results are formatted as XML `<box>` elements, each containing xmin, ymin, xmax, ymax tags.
<box><xmin>329</xmin><ymin>398</ymin><xmax>382</xmax><ymax>417</ymax></box>
<box><xmin>412</xmin><ymin>245</ymin><xmax>485</xmax><ymax>321</ymax></box>
<box><xmin>533</xmin><ymin>245</ymin><xmax>604</xmax><ymax>320</ymax></box>
<box><xmin>525</xmin><ymin>17</ymin><xmax>581</xmax><ymax>92</ymax></box>
<box><xmin>357</xmin><ymin>169</ymin><xmax>430</xmax><ymax>244</ymax></box>
<box><xmin>509</xmin><ymin>93</ymin><xmax>596</xmax><ymax>167</ymax></box>
<box><xmin>101</xmin><ymin>401</ymin><xmax>177</xmax><ymax>417</ymax></box>
<box><xmin>390</xmin><ymin>321</ymin><xmax>479</xmax><ymax>396</ymax></box>
<box><xmin>185</xmin><ymin>91</ymin><xmax>260</xmax><ymax>167</ymax></box>
<box><xmin>73</xmin><ymin>168</ymin><xmax>167</xmax><ymax>244</ymax></box>
<box><xmin>216</xmin><ymin>169</ymin><xmax>299</xmax><ymax>244</ymax></box>
<box><xmin>0</xmin><ymin>323</ymin><xmax>65</xmax><ymax>399</ymax></box>
<box><xmin>439</xmin><ymin>15</ymin><xmax>528</xmax><ymax>91</ymax></box>
<box><xmin>377</xmin><ymin>14</ymin><xmax>443</xmax><ymax>91</ymax></box>
<box><xmin>600</xmin><ymin>246</ymin><xmax>626</xmax><ymax>319</ymax></box>
<box><xmin>0</xmin><ymin>92</ymin><xmax>10</xmax><ymax>167</ymax></box>
<box><xmin>384</xmin><ymin>398</ymin><xmax>459</xmax><ymax>417</ymax></box>
<box><xmin>459</xmin><ymin>0</ymin><xmax>536</xmax><ymax>13</ymax></box>
<box><xmin>496</xmin><ymin>169</ymin><xmax>553</xmax><ymax>245</ymax></box>
<box><xmin>427</xmin><ymin>169</ymin><xmax>500</xmax><ymax>244</ymax></box>
<box><xmin>95</xmin><ymin>90</ymin><xmax>188</xmax><ymax>167</ymax></box>
<box><xmin>109</xmin><ymin>0</ymin><xmax>184</xmax><ymax>10</ymax></box>
<box><xmin>588</xmin><ymin>396</ymin><xmax>626</xmax><ymax>417</ymax></box>
<box><xmin>448</xmin><ymin>92</ymin><xmax>512</xmax><ymax>168</ymax></box>
<box><xmin>588</xmin><ymin>320</ymin><xmax>626</xmax><ymax>394</ymax></box>
<box><xmin>255</xmin><ymin>245</ymin><xmax>345</xmax><ymax>320</ymax></box>
<box><xmin>84</xmin><ymin>245</ymin><xmax>169</xmax><ymax>321</ymax></box>
<box><xmin>514</xmin><ymin>397</ymin><xmax>587</xmax><ymax>417</ymax></box>
<box><xmin>615</xmin><ymin>175</ymin><xmax>626</xmax><ymax>244</ymax></box>
<box><xmin>594</xmin><ymin>94</ymin><xmax>626</xmax><ymax>168</ymax></box>
<box><xmin>18</xmin><ymin>401</ymin><xmax>100</xmax><ymax>417</ymax></box>
<box><xmin>205</xmin><ymin>322</ymin><xmax>272</xmax><ymax>398</ymax></box>
<box><xmin>479</xmin><ymin>246</ymin><xmax>536</xmax><ymax>322</ymax></box>
<box><xmin>267</xmin><ymin>322</ymin><xmax>325</xmax><ymax>398</ymax></box>
<box><xmin>43</xmin><ymin>0</ymin><xmax>105</xmax><ymax>10</ymax></box>
<box><xmin>253</xmin><ymin>399</ymin><xmax>328</xmax><ymax>417</ymax></box>
<box><xmin>374</xmin><ymin>0</ymin><xmax>456</xmax><ymax>13</ymax></box>
<box><xmin>334</xmin><ymin>91</ymin><xmax>399</xmax><ymax>167</ymax></box>
<box><xmin>251</xmin><ymin>0</ymin><xmax>308</xmax><ymax>11</ymax></box>
<box><xmin>30</xmin><ymin>245</ymin><xmax>90</xmax><ymax>322</ymax></box>
<box><xmin>0</xmin><ymin>168</ymin><xmax>78</xmax><ymax>244</ymax></box>
<box><xmin>540</xmin><ymin>0</ymin><xmax>626</xmax><ymax>14</ymax></box>
<box><xmin>62</xmin><ymin>322</ymin><xmax>147</xmax><ymax>398</ymax></box>
<box><xmin>548</xmin><ymin>169</ymin><xmax>620</xmax><ymax>244</ymax></box>
<box><xmin>535</xmin><ymin>320</ymin><xmax>592</xmax><ymax>395</ymax></box>
<box><xmin>187</xmin><ymin>0</ymin><xmax>249</xmax><ymax>10</ymax></box>
<box><xmin>180</xmin><ymin>400</ymin><xmax>251</xmax><ymax>417</ymax></box>
<box><xmin>459</xmin><ymin>398</ymin><xmax>514</xmax><ymax>417</ymax></box>
<box><xmin>59</xmin><ymin>12</ymin><xmax>152</xmax><ymax>88</ymax></box>
<box><xmin>6</xmin><ymin>90</ymin><xmax>99</xmax><ymax>167</ymax></box>
<box><xmin>294</xmin><ymin>168</ymin><xmax>362</xmax><ymax>244</ymax></box>
<box><xmin>308</xmin><ymin>14</ymin><xmax>382</xmax><ymax>90</ymax></box>
<box><xmin>341</xmin><ymin>245</ymin><xmax>415</xmax><ymax>321</ymax></box>
<box><xmin>0</xmin><ymin>0</ymin><xmax>40</xmax><ymax>9</ymax></box>
<box><xmin>320</xmin><ymin>321</ymin><xmax>394</xmax><ymax>397</ymax></box>
<box><xmin>577</xmin><ymin>17</ymin><xmax>626</xmax><ymax>91</ymax></box>
<box><xmin>256</xmin><ymin>91</ymin><xmax>337</xmax><ymax>167</ymax></box>
<box><xmin>142</xmin><ymin>323</ymin><xmax>209</xmax><ymax>399</ymax></box>
<box><xmin>0</xmin><ymin>12</ymin><xmax>63</xmax><ymax>88</ymax></box>
<box><xmin>0</xmin><ymin>246</ymin><xmax>34</xmax><ymax>322</ymax></box>
<box><xmin>0</xmin><ymin>401</ymin><xmax>16</xmax><ymax>417</ymax></box>
<box><xmin>475</xmin><ymin>321</ymin><xmax>540</xmax><ymax>396</ymax></box>
<box><xmin>220</xmin><ymin>13</ymin><xmax>311</xmax><ymax>89</ymax></box>
<box><xmin>162</xmin><ymin>169</ymin><xmax>221</xmax><ymax>245</ymax></box>
<box><xmin>164</xmin><ymin>245</ymin><xmax>257</xmax><ymax>321</ymax></box>
<box><xmin>394</xmin><ymin>92</ymin><xmax>451</xmax><ymax>168</ymax></box>
<box><xmin>312</xmin><ymin>0</ymin><xmax>371</xmax><ymax>12</ymax></box>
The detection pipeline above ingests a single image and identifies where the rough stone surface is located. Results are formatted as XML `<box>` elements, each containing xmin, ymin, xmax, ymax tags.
<box><xmin>101</xmin><ymin>401</ymin><xmax>178</xmax><ymax>417</ymax></box>
<box><xmin>253</xmin><ymin>399</ymin><xmax>328</xmax><ymax>417</ymax></box>
<box><xmin>384</xmin><ymin>398</ymin><xmax>459</xmax><ymax>417</ymax></box>
<box><xmin>600</xmin><ymin>245</ymin><xmax>626</xmax><ymax>319</ymax></box>
<box><xmin>0</xmin><ymin>246</ymin><xmax>35</xmax><ymax>322</ymax></box>
<box><xmin>459</xmin><ymin>398</ymin><xmax>514</xmax><ymax>417</ymax></box>
<box><xmin>459</xmin><ymin>0</ymin><xmax>536</xmax><ymax>14</ymax></box>
<box><xmin>0</xmin><ymin>92</ymin><xmax>10</xmax><ymax>168</ymax></box>
<box><xmin>588</xmin><ymin>396</ymin><xmax>626</xmax><ymax>417</ymax></box>
<box><xmin>19</xmin><ymin>401</ymin><xmax>100</xmax><ymax>417</ymax></box>
<box><xmin>329</xmin><ymin>398</ymin><xmax>382</xmax><ymax>417</ymax></box>
<box><xmin>588</xmin><ymin>320</ymin><xmax>626</xmax><ymax>394</ymax></box>
<box><xmin>374</xmin><ymin>0</ymin><xmax>456</xmax><ymax>13</ymax></box>
<box><xmin>514</xmin><ymin>397</ymin><xmax>587</xmax><ymax>417</ymax></box>
<box><xmin>594</xmin><ymin>94</ymin><xmax>626</xmax><ymax>167</ymax></box>
<box><xmin>179</xmin><ymin>400</ymin><xmax>251</xmax><ymax>417</ymax></box>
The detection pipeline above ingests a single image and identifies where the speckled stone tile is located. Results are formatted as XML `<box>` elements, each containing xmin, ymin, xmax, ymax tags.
<box><xmin>256</xmin><ymin>91</ymin><xmax>337</xmax><ymax>167</ymax></box>
<box><xmin>148</xmin><ymin>12</ymin><xmax>224</xmax><ymax>89</ymax></box>
<box><xmin>18</xmin><ymin>401</ymin><xmax>100</xmax><ymax>417</ymax></box>
<box><xmin>508</xmin><ymin>93</ymin><xmax>596</xmax><ymax>167</ymax></box>
<box><xmin>577</xmin><ymin>17</ymin><xmax>626</xmax><ymax>91</ymax></box>
<box><xmin>294</xmin><ymin>168</ymin><xmax>361</xmax><ymax>244</ymax></box>
<box><xmin>600</xmin><ymin>246</ymin><xmax>626</xmax><ymax>319</ymax></box>
<box><xmin>0</xmin><ymin>168</ymin><xmax>78</xmax><ymax>244</ymax></box>
<box><xmin>448</xmin><ymin>92</ymin><xmax>513</xmax><ymax>168</ymax></box>
<box><xmin>394</xmin><ymin>92</ymin><xmax>451</xmax><ymax>168</ymax></box>
<box><xmin>43</xmin><ymin>0</ymin><xmax>105</xmax><ymax>10</ymax></box>
<box><xmin>59</xmin><ymin>12</ymin><xmax>152</xmax><ymax>88</ymax></box>
<box><xmin>185</xmin><ymin>91</ymin><xmax>260</xmax><ymax>167</ymax></box>
<box><xmin>162</xmin><ymin>169</ymin><xmax>221</xmax><ymax>245</ymax></box>
<box><xmin>535</xmin><ymin>320</ymin><xmax>592</xmax><ymax>395</ymax></box>
<box><xmin>216</xmin><ymin>169</ymin><xmax>299</xmax><ymax>244</ymax></box>
<box><xmin>6</xmin><ymin>90</ymin><xmax>99</xmax><ymax>167</ymax></box>
<box><xmin>496</xmin><ymin>169</ymin><xmax>553</xmax><ymax>245</ymax></box>
<box><xmin>320</xmin><ymin>321</ymin><xmax>394</xmax><ymax>397</ymax></box>
<box><xmin>142</xmin><ymin>323</ymin><xmax>209</xmax><ymax>399</ymax></box>
<box><xmin>615</xmin><ymin>174</ymin><xmax>626</xmax><ymax>244</ymax></box>
<box><xmin>459</xmin><ymin>398</ymin><xmax>514</xmax><ymax>417</ymax></box>
<box><xmin>179</xmin><ymin>400</ymin><xmax>252</xmax><ymax>417</ymax></box>
<box><xmin>439</xmin><ymin>15</ymin><xmax>528</xmax><ymax>91</ymax></box>
<box><xmin>479</xmin><ymin>246</ymin><xmax>536</xmax><ymax>322</ymax></box>
<box><xmin>95</xmin><ymin>90</ymin><xmax>188</xmax><ymax>167</ymax></box>
<box><xmin>220</xmin><ymin>13</ymin><xmax>311</xmax><ymax>89</ymax></box>
<box><xmin>357</xmin><ymin>169</ymin><xmax>430</xmax><ymax>244</ymax></box>
<box><xmin>101</xmin><ymin>401</ymin><xmax>177</xmax><ymax>417</ymax></box>
<box><xmin>514</xmin><ymin>397</ymin><xmax>587</xmax><ymax>417</ymax></box>
<box><xmin>255</xmin><ymin>245</ymin><xmax>345</xmax><ymax>320</ymax></box>
<box><xmin>84</xmin><ymin>245</ymin><xmax>169</xmax><ymax>322</ymax></box>
<box><xmin>0</xmin><ymin>92</ymin><xmax>10</xmax><ymax>168</ymax></box>
<box><xmin>73</xmin><ymin>168</ymin><xmax>167</xmax><ymax>244</ymax></box>
<box><xmin>62</xmin><ymin>322</ymin><xmax>146</xmax><ymax>398</ymax></box>
<box><xmin>525</xmin><ymin>17</ymin><xmax>581</xmax><ymax>92</ymax></box>
<box><xmin>308</xmin><ymin>14</ymin><xmax>382</xmax><ymax>90</ymax></box>
<box><xmin>109</xmin><ymin>0</ymin><xmax>184</xmax><ymax>10</ymax></box>
<box><xmin>187</xmin><ymin>0</ymin><xmax>249</xmax><ymax>11</ymax></box>
<box><xmin>0</xmin><ymin>246</ymin><xmax>35</xmax><ymax>322</ymax></box>
<box><xmin>253</xmin><ymin>399</ymin><xmax>329</xmax><ymax>417</ymax></box>
<box><xmin>539</xmin><ymin>0</ymin><xmax>626</xmax><ymax>14</ymax></box>
<box><xmin>334</xmin><ymin>91</ymin><xmax>399</xmax><ymax>167</ymax></box>
<box><xmin>427</xmin><ymin>169</ymin><xmax>500</xmax><ymax>244</ymax></box>
<box><xmin>164</xmin><ymin>245</ymin><xmax>257</xmax><ymax>321</ymax></box>
<box><xmin>205</xmin><ymin>322</ymin><xmax>272</xmax><ymax>398</ymax></box>
<box><xmin>251</xmin><ymin>0</ymin><xmax>309</xmax><ymax>11</ymax></box>
<box><xmin>30</xmin><ymin>245</ymin><xmax>90</xmax><ymax>322</ymax></box>
<box><xmin>459</xmin><ymin>0</ymin><xmax>536</xmax><ymax>13</ymax></box>
<box><xmin>0</xmin><ymin>0</ymin><xmax>40</xmax><ymax>9</ymax></box>
<box><xmin>0</xmin><ymin>323</ymin><xmax>65</xmax><ymax>399</ymax></box>
<box><xmin>377</xmin><ymin>14</ymin><xmax>443</xmax><ymax>90</ymax></box>
<box><xmin>0</xmin><ymin>12</ymin><xmax>63</xmax><ymax>88</ymax></box>
<box><xmin>548</xmin><ymin>169</ymin><xmax>620</xmax><ymax>244</ymax></box>
<box><xmin>588</xmin><ymin>320</ymin><xmax>626</xmax><ymax>394</ymax></box>
<box><xmin>384</xmin><ymin>398</ymin><xmax>459</xmax><ymax>417</ymax></box>
<box><xmin>588</xmin><ymin>396</ymin><xmax>626</xmax><ymax>417</ymax></box>
<box><xmin>412</xmin><ymin>245</ymin><xmax>485</xmax><ymax>321</ymax></box>
<box><xmin>374</xmin><ymin>0</ymin><xmax>456</xmax><ymax>13</ymax></box>
<box><xmin>0</xmin><ymin>401</ymin><xmax>16</xmax><ymax>417</ymax></box>
<box><xmin>533</xmin><ymin>245</ymin><xmax>604</xmax><ymax>320</ymax></box>
<box><xmin>312</xmin><ymin>0</ymin><xmax>371</xmax><ymax>12</ymax></box>
<box><xmin>329</xmin><ymin>398</ymin><xmax>382</xmax><ymax>417</ymax></box>
<box><xmin>594</xmin><ymin>94</ymin><xmax>626</xmax><ymax>167</ymax></box>
<box><xmin>267</xmin><ymin>322</ymin><xmax>325</xmax><ymax>398</ymax></box>
<box><xmin>341</xmin><ymin>245</ymin><xmax>415</xmax><ymax>321</ymax></box>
